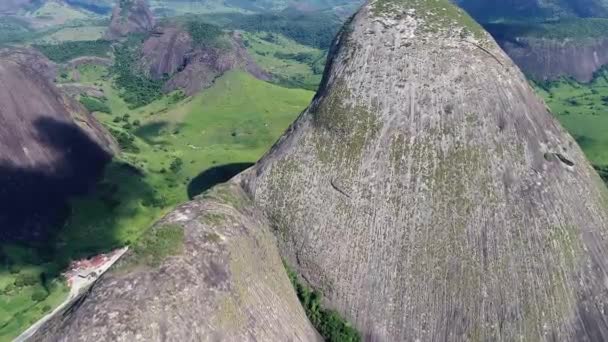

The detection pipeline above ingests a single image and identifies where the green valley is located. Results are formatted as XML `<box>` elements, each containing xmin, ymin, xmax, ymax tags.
<box><xmin>0</xmin><ymin>57</ymin><xmax>313</xmax><ymax>339</ymax></box>
<box><xmin>535</xmin><ymin>69</ymin><xmax>608</xmax><ymax>168</ymax></box>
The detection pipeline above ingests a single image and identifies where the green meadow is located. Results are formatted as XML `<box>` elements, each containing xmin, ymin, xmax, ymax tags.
<box><xmin>535</xmin><ymin>69</ymin><xmax>608</xmax><ymax>166</ymax></box>
<box><xmin>0</xmin><ymin>65</ymin><xmax>313</xmax><ymax>339</ymax></box>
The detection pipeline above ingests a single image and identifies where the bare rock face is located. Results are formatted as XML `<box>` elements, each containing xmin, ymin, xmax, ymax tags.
<box><xmin>28</xmin><ymin>0</ymin><xmax>608</xmax><ymax>341</ymax></box>
<box><xmin>498</xmin><ymin>37</ymin><xmax>608</xmax><ymax>82</ymax></box>
<box><xmin>0</xmin><ymin>47</ymin><xmax>57</xmax><ymax>81</ymax></box>
<box><xmin>0</xmin><ymin>52</ymin><xmax>114</xmax><ymax>241</ymax></box>
<box><xmin>244</xmin><ymin>0</ymin><xmax>608</xmax><ymax>340</ymax></box>
<box><xmin>141</xmin><ymin>26</ymin><xmax>193</xmax><ymax>80</ymax></box>
<box><xmin>31</xmin><ymin>183</ymin><xmax>320</xmax><ymax>342</ymax></box>
<box><xmin>140</xmin><ymin>26</ymin><xmax>270</xmax><ymax>95</ymax></box>
<box><xmin>105</xmin><ymin>0</ymin><xmax>155</xmax><ymax>40</ymax></box>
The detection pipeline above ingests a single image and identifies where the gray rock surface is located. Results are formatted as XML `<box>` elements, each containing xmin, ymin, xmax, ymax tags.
<box><xmin>105</xmin><ymin>0</ymin><xmax>155</xmax><ymax>40</ymax></box>
<box><xmin>498</xmin><ymin>37</ymin><xmax>608</xmax><ymax>82</ymax></box>
<box><xmin>29</xmin><ymin>0</ymin><xmax>608</xmax><ymax>341</ymax></box>
<box><xmin>161</xmin><ymin>31</ymin><xmax>270</xmax><ymax>96</ymax></box>
<box><xmin>245</xmin><ymin>0</ymin><xmax>608</xmax><ymax>340</ymax></box>
<box><xmin>0</xmin><ymin>51</ymin><xmax>115</xmax><ymax>241</ymax></box>
<box><xmin>31</xmin><ymin>183</ymin><xmax>320</xmax><ymax>342</ymax></box>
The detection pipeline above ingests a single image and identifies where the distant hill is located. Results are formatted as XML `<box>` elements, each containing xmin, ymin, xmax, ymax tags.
<box><xmin>457</xmin><ymin>0</ymin><xmax>608</xmax><ymax>22</ymax></box>
<box><xmin>456</xmin><ymin>0</ymin><xmax>608</xmax><ymax>82</ymax></box>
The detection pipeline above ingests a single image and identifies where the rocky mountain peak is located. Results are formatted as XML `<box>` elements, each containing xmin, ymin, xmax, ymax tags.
<box><xmin>30</xmin><ymin>1</ymin><xmax>608</xmax><ymax>341</ymax></box>
<box><xmin>105</xmin><ymin>0</ymin><xmax>155</xmax><ymax>40</ymax></box>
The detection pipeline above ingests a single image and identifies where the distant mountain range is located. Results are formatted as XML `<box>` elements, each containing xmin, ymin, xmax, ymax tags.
<box><xmin>457</xmin><ymin>0</ymin><xmax>608</xmax><ymax>22</ymax></box>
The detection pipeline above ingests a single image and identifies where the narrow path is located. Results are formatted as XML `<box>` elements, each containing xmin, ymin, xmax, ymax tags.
<box><xmin>14</xmin><ymin>247</ymin><xmax>129</xmax><ymax>342</ymax></box>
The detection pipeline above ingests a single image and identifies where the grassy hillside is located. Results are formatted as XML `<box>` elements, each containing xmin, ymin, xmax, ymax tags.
<box><xmin>243</xmin><ymin>31</ymin><xmax>326</xmax><ymax>90</ymax></box>
<box><xmin>0</xmin><ymin>65</ymin><xmax>313</xmax><ymax>340</ymax></box>
<box><xmin>535</xmin><ymin>68</ymin><xmax>608</xmax><ymax>167</ymax></box>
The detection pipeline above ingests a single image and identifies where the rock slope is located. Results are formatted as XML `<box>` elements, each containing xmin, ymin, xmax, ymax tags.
<box><xmin>246</xmin><ymin>0</ymin><xmax>608</xmax><ymax>340</ymax></box>
<box><xmin>0</xmin><ymin>49</ymin><xmax>114</xmax><ymax>242</ymax></box>
<box><xmin>31</xmin><ymin>183</ymin><xmax>320</xmax><ymax>341</ymax></box>
<box><xmin>105</xmin><ymin>0</ymin><xmax>155</xmax><ymax>40</ymax></box>
<box><xmin>498</xmin><ymin>37</ymin><xmax>608</xmax><ymax>82</ymax></box>
<box><xmin>30</xmin><ymin>0</ymin><xmax>608</xmax><ymax>341</ymax></box>
<box><xmin>140</xmin><ymin>25</ymin><xmax>269</xmax><ymax>95</ymax></box>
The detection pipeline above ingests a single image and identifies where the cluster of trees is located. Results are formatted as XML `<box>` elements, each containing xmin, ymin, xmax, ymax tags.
<box><xmin>186</xmin><ymin>21</ymin><xmax>223</xmax><ymax>46</ymax></box>
<box><xmin>285</xmin><ymin>264</ymin><xmax>360</xmax><ymax>342</ymax></box>
<box><xmin>109</xmin><ymin>128</ymin><xmax>140</xmax><ymax>153</ymax></box>
<box><xmin>34</xmin><ymin>40</ymin><xmax>112</xmax><ymax>63</ymax></box>
<box><xmin>80</xmin><ymin>96</ymin><xmax>111</xmax><ymax>113</ymax></box>
<box><xmin>111</xmin><ymin>44</ymin><xmax>165</xmax><ymax>108</ymax></box>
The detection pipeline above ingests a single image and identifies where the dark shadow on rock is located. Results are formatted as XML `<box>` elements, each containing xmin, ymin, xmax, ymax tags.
<box><xmin>187</xmin><ymin>163</ymin><xmax>254</xmax><ymax>200</ymax></box>
<box><xmin>0</xmin><ymin>117</ymin><xmax>111</xmax><ymax>243</ymax></box>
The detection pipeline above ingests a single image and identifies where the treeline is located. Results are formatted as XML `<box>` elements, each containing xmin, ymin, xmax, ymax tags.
<box><xmin>222</xmin><ymin>12</ymin><xmax>342</xmax><ymax>49</ymax></box>
<box><xmin>186</xmin><ymin>21</ymin><xmax>223</xmax><ymax>46</ymax></box>
<box><xmin>34</xmin><ymin>40</ymin><xmax>112</xmax><ymax>63</ymax></box>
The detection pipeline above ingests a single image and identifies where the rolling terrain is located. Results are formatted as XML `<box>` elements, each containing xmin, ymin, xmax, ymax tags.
<box><xmin>1</xmin><ymin>0</ymin><xmax>608</xmax><ymax>340</ymax></box>
<box><xmin>25</xmin><ymin>0</ymin><xmax>608</xmax><ymax>341</ymax></box>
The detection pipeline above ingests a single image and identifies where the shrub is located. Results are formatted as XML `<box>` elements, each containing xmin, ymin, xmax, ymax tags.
<box><xmin>31</xmin><ymin>290</ymin><xmax>48</xmax><ymax>302</ymax></box>
<box><xmin>169</xmin><ymin>157</ymin><xmax>183</xmax><ymax>173</ymax></box>
<box><xmin>186</xmin><ymin>21</ymin><xmax>223</xmax><ymax>46</ymax></box>
<box><xmin>109</xmin><ymin>128</ymin><xmax>140</xmax><ymax>153</ymax></box>
<box><xmin>285</xmin><ymin>264</ymin><xmax>360</xmax><ymax>342</ymax></box>
<box><xmin>14</xmin><ymin>273</ymin><xmax>38</xmax><ymax>288</ymax></box>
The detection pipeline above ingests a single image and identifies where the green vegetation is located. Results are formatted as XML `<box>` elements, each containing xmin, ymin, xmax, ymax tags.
<box><xmin>217</xmin><ymin>11</ymin><xmax>342</xmax><ymax>49</ymax></box>
<box><xmin>0</xmin><ymin>245</ymin><xmax>69</xmax><ymax>340</ymax></box>
<box><xmin>36</xmin><ymin>26</ymin><xmax>107</xmax><ymax>43</ymax></box>
<box><xmin>186</xmin><ymin>21</ymin><xmax>223</xmax><ymax>46</ymax></box>
<box><xmin>486</xmin><ymin>18</ymin><xmax>608</xmax><ymax>40</ymax></box>
<box><xmin>0</xmin><ymin>17</ymin><xmax>34</xmax><ymax>45</ymax></box>
<box><xmin>111</xmin><ymin>42</ymin><xmax>165</xmax><ymax>108</ymax></box>
<box><xmin>34</xmin><ymin>40</ymin><xmax>111</xmax><ymax>63</ymax></box>
<box><xmin>534</xmin><ymin>68</ymin><xmax>608</xmax><ymax>168</ymax></box>
<box><xmin>0</xmin><ymin>67</ymin><xmax>313</xmax><ymax>339</ymax></box>
<box><xmin>131</xmin><ymin>224</ymin><xmax>184</xmax><ymax>267</ymax></box>
<box><xmin>285</xmin><ymin>263</ymin><xmax>360</xmax><ymax>342</ymax></box>
<box><xmin>242</xmin><ymin>32</ymin><xmax>326</xmax><ymax>90</ymax></box>
<box><xmin>79</xmin><ymin>96</ymin><xmax>111</xmax><ymax>113</ymax></box>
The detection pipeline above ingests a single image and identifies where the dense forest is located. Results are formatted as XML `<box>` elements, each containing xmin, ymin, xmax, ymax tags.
<box><xmin>34</xmin><ymin>40</ymin><xmax>112</xmax><ymax>63</ymax></box>
<box><xmin>111</xmin><ymin>40</ymin><xmax>165</xmax><ymax>108</ymax></box>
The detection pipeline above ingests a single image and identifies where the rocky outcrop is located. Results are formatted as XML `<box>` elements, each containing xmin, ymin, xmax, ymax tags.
<box><xmin>498</xmin><ymin>37</ymin><xmax>608</xmax><ymax>82</ymax></box>
<box><xmin>29</xmin><ymin>0</ymin><xmax>608</xmax><ymax>341</ymax></box>
<box><xmin>105</xmin><ymin>0</ymin><xmax>155</xmax><ymax>40</ymax></box>
<box><xmin>140</xmin><ymin>25</ymin><xmax>193</xmax><ymax>80</ymax></box>
<box><xmin>31</xmin><ymin>183</ymin><xmax>320</xmax><ymax>341</ymax></box>
<box><xmin>58</xmin><ymin>83</ymin><xmax>105</xmax><ymax>98</ymax></box>
<box><xmin>245</xmin><ymin>0</ymin><xmax>608</xmax><ymax>340</ymax></box>
<box><xmin>0</xmin><ymin>50</ymin><xmax>114</xmax><ymax>242</ymax></box>
<box><xmin>140</xmin><ymin>25</ymin><xmax>269</xmax><ymax>95</ymax></box>
<box><xmin>0</xmin><ymin>47</ymin><xmax>57</xmax><ymax>81</ymax></box>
